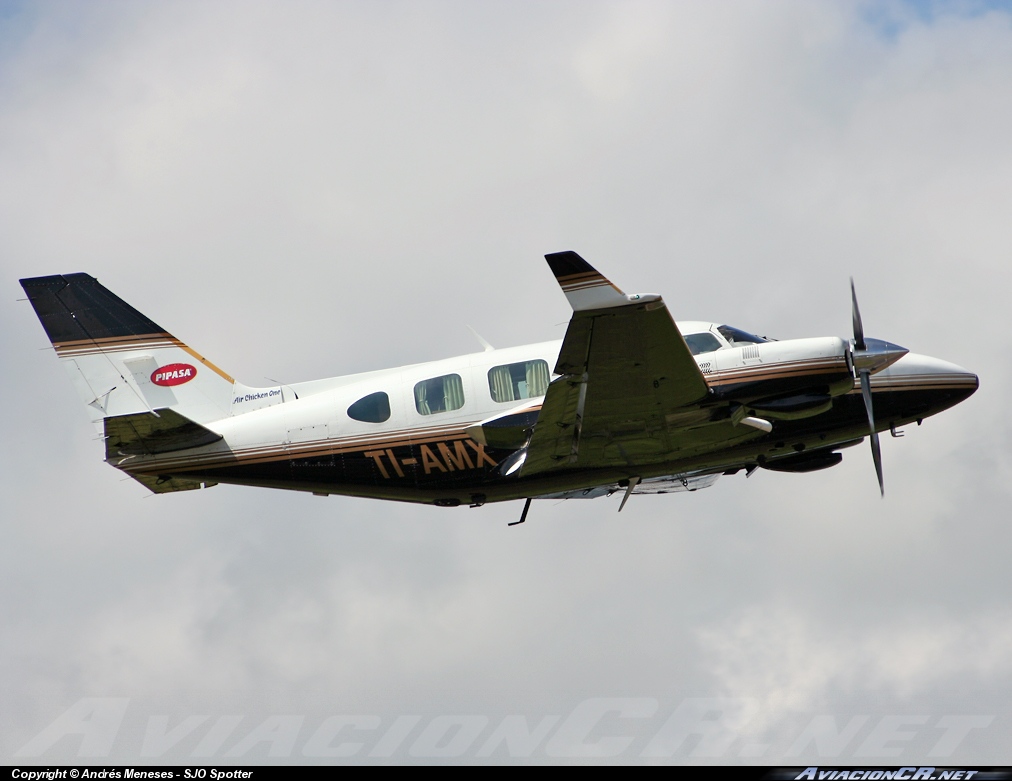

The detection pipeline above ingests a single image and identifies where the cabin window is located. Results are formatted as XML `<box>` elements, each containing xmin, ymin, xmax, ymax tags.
<box><xmin>488</xmin><ymin>359</ymin><xmax>551</xmax><ymax>403</ymax></box>
<box><xmin>347</xmin><ymin>391</ymin><xmax>391</xmax><ymax>423</ymax></box>
<box><xmin>414</xmin><ymin>374</ymin><xmax>465</xmax><ymax>415</ymax></box>
<box><xmin>683</xmin><ymin>332</ymin><xmax>722</xmax><ymax>356</ymax></box>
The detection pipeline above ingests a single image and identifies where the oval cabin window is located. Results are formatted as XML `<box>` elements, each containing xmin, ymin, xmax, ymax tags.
<box><xmin>347</xmin><ymin>391</ymin><xmax>391</xmax><ymax>423</ymax></box>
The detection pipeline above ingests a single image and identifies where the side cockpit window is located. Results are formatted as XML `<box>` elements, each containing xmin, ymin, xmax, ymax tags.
<box><xmin>717</xmin><ymin>325</ymin><xmax>768</xmax><ymax>345</ymax></box>
<box><xmin>348</xmin><ymin>391</ymin><xmax>391</xmax><ymax>423</ymax></box>
<box><xmin>683</xmin><ymin>332</ymin><xmax>722</xmax><ymax>356</ymax></box>
<box><xmin>488</xmin><ymin>359</ymin><xmax>550</xmax><ymax>403</ymax></box>
<box><xmin>415</xmin><ymin>374</ymin><xmax>465</xmax><ymax>415</ymax></box>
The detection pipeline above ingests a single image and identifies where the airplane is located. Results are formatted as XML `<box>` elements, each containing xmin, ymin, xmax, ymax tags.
<box><xmin>19</xmin><ymin>252</ymin><xmax>978</xmax><ymax>523</ymax></box>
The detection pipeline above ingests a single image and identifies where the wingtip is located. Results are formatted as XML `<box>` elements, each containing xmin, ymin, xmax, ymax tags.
<box><xmin>545</xmin><ymin>251</ymin><xmax>597</xmax><ymax>280</ymax></box>
<box><xmin>544</xmin><ymin>251</ymin><xmax>632</xmax><ymax>310</ymax></box>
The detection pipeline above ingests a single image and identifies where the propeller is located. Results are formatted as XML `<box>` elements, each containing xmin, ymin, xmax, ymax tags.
<box><xmin>850</xmin><ymin>279</ymin><xmax>881</xmax><ymax>495</ymax></box>
<box><xmin>848</xmin><ymin>279</ymin><xmax>908</xmax><ymax>496</ymax></box>
<box><xmin>851</xmin><ymin>278</ymin><xmax>866</xmax><ymax>352</ymax></box>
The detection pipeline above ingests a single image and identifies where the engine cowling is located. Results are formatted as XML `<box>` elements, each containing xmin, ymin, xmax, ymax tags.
<box><xmin>749</xmin><ymin>392</ymin><xmax>833</xmax><ymax>421</ymax></box>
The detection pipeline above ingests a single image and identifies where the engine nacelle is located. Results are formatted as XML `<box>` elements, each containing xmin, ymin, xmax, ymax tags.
<box><xmin>760</xmin><ymin>450</ymin><xmax>843</xmax><ymax>473</ymax></box>
<box><xmin>749</xmin><ymin>392</ymin><xmax>833</xmax><ymax>421</ymax></box>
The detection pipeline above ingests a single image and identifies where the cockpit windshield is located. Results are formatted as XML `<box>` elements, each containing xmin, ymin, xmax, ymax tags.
<box><xmin>683</xmin><ymin>332</ymin><xmax>723</xmax><ymax>356</ymax></box>
<box><xmin>717</xmin><ymin>325</ymin><xmax>768</xmax><ymax>346</ymax></box>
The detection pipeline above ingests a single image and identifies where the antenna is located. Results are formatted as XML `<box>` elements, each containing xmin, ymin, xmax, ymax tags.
<box><xmin>466</xmin><ymin>325</ymin><xmax>494</xmax><ymax>352</ymax></box>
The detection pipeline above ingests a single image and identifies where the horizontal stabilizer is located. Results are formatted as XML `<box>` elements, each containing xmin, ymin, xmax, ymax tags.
<box><xmin>127</xmin><ymin>473</ymin><xmax>216</xmax><ymax>494</ymax></box>
<box><xmin>104</xmin><ymin>408</ymin><xmax>222</xmax><ymax>458</ymax></box>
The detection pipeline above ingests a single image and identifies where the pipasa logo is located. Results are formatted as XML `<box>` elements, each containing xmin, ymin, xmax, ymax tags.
<box><xmin>151</xmin><ymin>363</ymin><xmax>197</xmax><ymax>387</ymax></box>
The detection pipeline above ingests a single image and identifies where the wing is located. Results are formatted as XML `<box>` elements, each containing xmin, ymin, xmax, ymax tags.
<box><xmin>522</xmin><ymin>252</ymin><xmax>711</xmax><ymax>475</ymax></box>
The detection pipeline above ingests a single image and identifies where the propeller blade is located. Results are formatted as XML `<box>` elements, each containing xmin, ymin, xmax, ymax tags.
<box><xmin>859</xmin><ymin>369</ymin><xmax>885</xmax><ymax>496</ymax></box>
<box><xmin>851</xmin><ymin>277</ymin><xmax>866</xmax><ymax>352</ymax></box>
<box><xmin>870</xmin><ymin>428</ymin><xmax>884</xmax><ymax>497</ymax></box>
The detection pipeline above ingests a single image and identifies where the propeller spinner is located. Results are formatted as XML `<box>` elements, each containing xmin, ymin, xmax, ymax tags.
<box><xmin>849</xmin><ymin>279</ymin><xmax>908</xmax><ymax>496</ymax></box>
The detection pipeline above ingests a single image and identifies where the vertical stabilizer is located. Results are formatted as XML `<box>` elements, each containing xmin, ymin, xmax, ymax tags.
<box><xmin>20</xmin><ymin>274</ymin><xmax>282</xmax><ymax>427</ymax></box>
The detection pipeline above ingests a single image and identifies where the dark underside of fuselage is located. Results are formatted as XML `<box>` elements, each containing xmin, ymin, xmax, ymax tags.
<box><xmin>121</xmin><ymin>383</ymin><xmax>976</xmax><ymax>506</ymax></box>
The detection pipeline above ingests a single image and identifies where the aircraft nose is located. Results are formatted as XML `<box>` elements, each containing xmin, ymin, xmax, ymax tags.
<box><xmin>902</xmin><ymin>353</ymin><xmax>977</xmax><ymax>383</ymax></box>
<box><xmin>874</xmin><ymin>352</ymin><xmax>979</xmax><ymax>407</ymax></box>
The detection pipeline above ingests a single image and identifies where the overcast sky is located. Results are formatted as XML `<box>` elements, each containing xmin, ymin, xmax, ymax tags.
<box><xmin>3</xmin><ymin>0</ymin><xmax>1012</xmax><ymax>765</ymax></box>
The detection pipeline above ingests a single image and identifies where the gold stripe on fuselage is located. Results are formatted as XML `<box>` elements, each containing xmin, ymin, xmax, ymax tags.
<box><xmin>126</xmin><ymin>430</ymin><xmax>497</xmax><ymax>478</ymax></box>
<box><xmin>704</xmin><ymin>357</ymin><xmax>848</xmax><ymax>387</ymax></box>
<box><xmin>121</xmin><ymin>422</ymin><xmax>481</xmax><ymax>474</ymax></box>
<box><xmin>848</xmin><ymin>374</ymin><xmax>979</xmax><ymax>393</ymax></box>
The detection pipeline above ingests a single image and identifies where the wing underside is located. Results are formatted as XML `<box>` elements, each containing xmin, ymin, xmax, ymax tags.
<box><xmin>522</xmin><ymin>252</ymin><xmax>712</xmax><ymax>476</ymax></box>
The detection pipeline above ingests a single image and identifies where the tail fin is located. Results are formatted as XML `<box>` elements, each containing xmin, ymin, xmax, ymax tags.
<box><xmin>20</xmin><ymin>273</ymin><xmax>284</xmax><ymax>427</ymax></box>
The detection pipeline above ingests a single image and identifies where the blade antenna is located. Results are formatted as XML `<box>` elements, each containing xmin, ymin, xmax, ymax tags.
<box><xmin>466</xmin><ymin>325</ymin><xmax>495</xmax><ymax>352</ymax></box>
<box><xmin>618</xmin><ymin>477</ymin><xmax>641</xmax><ymax>512</ymax></box>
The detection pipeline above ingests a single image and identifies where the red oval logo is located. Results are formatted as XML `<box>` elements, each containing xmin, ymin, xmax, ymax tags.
<box><xmin>151</xmin><ymin>363</ymin><xmax>197</xmax><ymax>387</ymax></box>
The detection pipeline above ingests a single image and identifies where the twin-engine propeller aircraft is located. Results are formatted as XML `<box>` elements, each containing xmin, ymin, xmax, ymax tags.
<box><xmin>20</xmin><ymin>252</ymin><xmax>977</xmax><ymax>523</ymax></box>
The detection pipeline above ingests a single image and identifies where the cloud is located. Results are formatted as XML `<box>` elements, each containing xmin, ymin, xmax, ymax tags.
<box><xmin>698</xmin><ymin>605</ymin><xmax>1012</xmax><ymax>713</ymax></box>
